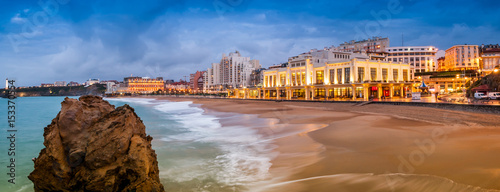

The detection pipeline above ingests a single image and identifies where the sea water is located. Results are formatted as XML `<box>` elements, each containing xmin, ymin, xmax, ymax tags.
<box><xmin>0</xmin><ymin>97</ymin><xmax>276</xmax><ymax>192</ymax></box>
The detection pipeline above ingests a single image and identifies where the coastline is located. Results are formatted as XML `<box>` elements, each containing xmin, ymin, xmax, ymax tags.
<box><xmin>152</xmin><ymin>97</ymin><xmax>500</xmax><ymax>191</ymax></box>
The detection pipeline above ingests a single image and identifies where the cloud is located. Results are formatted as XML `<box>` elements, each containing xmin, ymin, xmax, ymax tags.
<box><xmin>10</xmin><ymin>13</ymin><xmax>26</xmax><ymax>24</ymax></box>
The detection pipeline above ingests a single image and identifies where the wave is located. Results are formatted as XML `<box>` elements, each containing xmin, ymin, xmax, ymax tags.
<box><xmin>109</xmin><ymin>98</ymin><xmax>277</xmax><ymax>189</ymax></box>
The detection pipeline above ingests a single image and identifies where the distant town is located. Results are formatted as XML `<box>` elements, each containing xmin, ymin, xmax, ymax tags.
<box><xmin>5</xmin><ymin>36</ymin><xmax>500</xmax><ymax>101</ymax></box>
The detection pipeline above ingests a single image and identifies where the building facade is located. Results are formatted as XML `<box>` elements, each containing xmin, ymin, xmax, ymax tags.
<box><xmin>481</xmin><ymin>48</ymin><xmax>500</xmax><ymax>73</ymax></box>
<box><xmin>386</xmin><ymin>46</ymin><xmax>438</xmax><ymax>78</ymax></box>
<box><xmin>85</xmin><ymin>79</ymin><xmax>100</xmax><ymax>86</ymax></box>
<box><xmin>204</xmin><ymin>51</ymin><xmax>260</xmax><ymax>92</ymax></box>
<box><xmin>54</xmin><ymin>81</ymin><xmax>67</xmax><ymax>86</ymax></box>
<box><xmin>230</xmin><ymin>50</ymin><xmax>413</xmax><ymax>101</ymax></box>
<box><xmin>444</xmin><ymin>45</ymin><xmax>480</xmax><ymax>70</ymax></box>
<box><xmin>122</xmin><ymin>77</ymin><xmax>164</xmax><ymax>93</ymax></box>
<box><xmin>189</xmin><ymin>71</ymin><xmax>206</xmax><ymax>93</ymax></box>
<box><xmin>437</xmin><ymin>57</ymin><xmax>446</xmax><ymax>71</ymax></box>
<box><xmin>338</xmin><ymin>37</ymin><xmax>389</xmax><ymax>53</ymax></box>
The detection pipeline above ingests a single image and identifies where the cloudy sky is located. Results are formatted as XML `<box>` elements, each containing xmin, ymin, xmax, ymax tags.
<box><xmin>1</xmin><ymin>0</ymin><xmax>499</xmax><ymax>87</ymax></box>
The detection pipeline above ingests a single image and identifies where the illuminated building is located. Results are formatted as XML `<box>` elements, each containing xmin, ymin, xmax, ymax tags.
<box><xmin>230</xmin><ymin>49</ymin><xmax>413</xmax><ymax>100</ymax></box>
<box><xmin>481</xmin><ymin>48</ymin><xmax>500</xmax><ymax>73</ymax></box>
<box><xmin>124</xmin><ymin>77</ymin><xmax>164</xmax><ymax>93</ymax></box>
<box><xmin>204</xmin><ymin>51</ymin><xmax>260</xmax><ymax>92</ymax></box>
<box><xmin>338</xmin><ymin>37</ymin><xmax>389</xmax><ymax>53</ymax></box>
<box><xmin>386</xmin><ymin>46</ymin><xmax>438</xmax><ymax>78</ymax></box>
<box><xmin>444</xmin><ymin>45</ymin><xmax>480</xmax><ymax>70</ymax></box>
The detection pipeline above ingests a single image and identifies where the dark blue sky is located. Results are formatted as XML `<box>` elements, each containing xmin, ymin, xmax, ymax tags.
<box><xmin>1</xmin><ymin>0</ymin><xmax>499</xmax><ymax>87</ymax></box>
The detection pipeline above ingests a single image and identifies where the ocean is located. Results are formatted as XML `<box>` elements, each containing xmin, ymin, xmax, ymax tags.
<box><xmin>0</xmin><ymin>96</ymin><xmax>276</xmax><ymax>192</ymax></box>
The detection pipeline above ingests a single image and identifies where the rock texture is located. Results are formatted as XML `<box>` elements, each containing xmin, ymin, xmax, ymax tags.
<box><xmin>29</xmin><ymin>95</ymin><xmax>164</xmax><ymax>192</ymax></box>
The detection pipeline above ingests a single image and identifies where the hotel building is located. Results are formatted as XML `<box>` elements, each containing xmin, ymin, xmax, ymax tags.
<box><xmin>386</xmin><ymin>46</ymin><xmax>438</xmax><ymax>79</ymax></box>
<box><xmin>481</xmin><ymin>47</ymin><xmax>500</xmax><ymax>73</ymax></box>
<box><xmin>444</xmin><ymin>45</ymin><xmax>480</xmax><ymax>70</ymax></box>
<box><xmin>204</xmin><ymin>51</ymin><xmax>260</xmax><ymax>92</ymax></box>
<box><xmin>231</xmin><ymin>49</ymin><xmax>413</xmax><ymax>100</ymax></box>
<box><xmin>338</xmin><ymin>37</ymin><xmax>389</xmax><ymax>53</ymax></box>
<box><xmin>123</xmin><ymin>77</ymin><xmax>164</xmax><ymax>93</ymax></box>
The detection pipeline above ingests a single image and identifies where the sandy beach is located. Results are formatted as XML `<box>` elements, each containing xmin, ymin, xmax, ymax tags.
<box><xmin>158</xmin><ymin>97</ymin><xmax>500</xmax><ymax>192</ymax></box>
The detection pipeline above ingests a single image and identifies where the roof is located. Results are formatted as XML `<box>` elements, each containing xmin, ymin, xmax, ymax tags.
<box><xmin>471</xmin><ymin>84</ymin><xmax>491</xmax><ymax>91</ymax></box>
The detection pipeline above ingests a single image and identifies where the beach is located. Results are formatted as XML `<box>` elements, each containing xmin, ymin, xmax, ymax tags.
<box><xmin>161</xmin><ymin>97</ymin><xmax>500</xmax><ymax>192</ymax></box>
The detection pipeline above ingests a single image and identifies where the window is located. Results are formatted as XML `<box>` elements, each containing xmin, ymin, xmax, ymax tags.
<box><xmin>292</xmin><ymin>73</ymin><xmax>296</xmax><ymax>85</ymax></box>
<box><xmin>370</xmin><ymin>68</ymin><xmax>377</xmax><ymax>81</ymax></box>
<box><xmin>280</xmin><ymin>74</ymin><xmax>286</xmax><ymax>86</ymax></box>
<box><xmin>382</xmin><ymin>68</ymin><xmax>388</xmax><ymax>82</ymax></box>
<box><xmin>301</xmin><ymin>72</ymin><xmax>306</xmax><ymax>85</ymax></box>
<box><xmin>337</xmin><ymin>68</ymin><xmax>342</xmax><ymax>84</ymax></box>
<box><xmin>393</xmin><ymin>69</ymin><xmax>398</xmax><ymax>81</ymax></box>
<box><xmin>357</xmin><ymin>67</ymin><xmax>365</xmax><ymax>82</ymax></box>
<box><xmin>264</xmin><ymin>76</ymin><xmax>269</xmax><ymax>87</ymax></box>
<box><xmin>316</xmin><ymin>71</ymin><xmax>324</xmax><ymax>84</ymax></box>
<box><xmin>403</xmin><ymin>70</ymin><xmax>408</xmax><ymax>81</ymax></box>
<box><xmin>345</xmin><ymin>68</ymin><xmax>351</xmax><ymax>83</ymax></box>
<box><xmin>329</xmin><ymin>69</ymin><xmax>335</xmax><ymax>84</ymax></box>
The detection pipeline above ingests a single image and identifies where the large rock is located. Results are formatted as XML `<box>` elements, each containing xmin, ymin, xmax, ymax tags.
<box><xmin>28</xmin><ymin>95</ymin><xmax>164</xmax><ymax>192</ymax></box>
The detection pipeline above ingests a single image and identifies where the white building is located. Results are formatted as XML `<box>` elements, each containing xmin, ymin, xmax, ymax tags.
<box><xmin>481</xmin><ymin>48</ymin><xmax>500</xmax><ymax>73</ymax></box>
<box><xmin>230</xmin><ymin>48</ymin><xmax>412</xmax><ymax>100</ymax></box>
<box><xmin>85</xmin><ymin>79</ymin><xmax>100</xmax><ymax>86</ymax></box>
<box><xmin>204</xmin><ymin>51</ymin><xmax>260</xmax><ymax>92</ymax></box>
<box><xmin>386</xmin><ymin>46</ymin><xmax>438</xmax><ymax>79</ymax></box>
<box><xmin>338</xmin><ymin>37</ymin><xmax>390</xmax><ymax>53</ymax></box>
<box><xmin>54</xmin><ymin>81</ymin><xmax>67</xmax><ymax>86</ymax></box>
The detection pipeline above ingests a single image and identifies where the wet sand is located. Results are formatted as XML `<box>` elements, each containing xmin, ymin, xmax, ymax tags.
<box><xmin>157</xmin><ymin>97</ymin><xmax>500</xmax><ymax>192</ymax></box>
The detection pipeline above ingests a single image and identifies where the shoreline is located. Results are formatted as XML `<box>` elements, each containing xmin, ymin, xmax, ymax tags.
<box><xmin>151</xmin><ymin>97</ymin><xmax>500</xmax><ymax>191</ymax></box>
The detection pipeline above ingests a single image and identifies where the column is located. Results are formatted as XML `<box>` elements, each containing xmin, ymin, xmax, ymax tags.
<box><xmin>377</xmin><ymin>85</ymin><xmax>382</xmax><ymax>99</ymax></box>
<box><xmin>258</xmin><ymin>89</ymin><xmax>261</xmax><ymax>99</ymax></box>
<box><xmin>445</xmin><ymin>83</ymin><xmax>448</xmax><ymax>94</ymax></box>
<box><xmin>390</xmin><ymin>85</ymin><xmax>394</xmax><ymax>98</ymax></box>
<box><xmin>276</xmin><ymin>88</ymin><xmax>281</xmax><ymax>100</ymax></box>
<box><xmin>325</xmin><ymin>86</ymin><xmax>330</xmax><ymax>100</ymax></box>
<box><xmin>243</xmin><ymin>89</ymin><xmax>247</xmax><ymax>99</ymax></box>
<box><xmin>400</xmin><ymin>85</ymin><xmax>404</xmax><ymax>98</ymax></box>
<box><xmin>352</xmin><ymin>84</ymin><xmax>356</xmax><ymax>100</ymax></box>
<box><xmin>305</xmin><ymin>87</ymin><xmax>310</xmax><ymax>100</ymax></box>
<box><xmin>363</xmin><ymin>85</ymin><xmax>369</xmax><ymax>100</ymax></box>
<box><xmin>311</xmin><ymin>88</ymin><xmax>315</xmax><ymax>100</ymax></box>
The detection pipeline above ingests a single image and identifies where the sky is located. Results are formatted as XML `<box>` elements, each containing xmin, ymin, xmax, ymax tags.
<box><xmin>1</xmin><ymin>0</ymin><xmax>499</xmax><ymax>87</ymax></box>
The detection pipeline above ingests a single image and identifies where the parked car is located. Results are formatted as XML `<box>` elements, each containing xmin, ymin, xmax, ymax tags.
<box><xmin>474</xmin><ymin>92</ymin><xmax>488</xmax><ymax>100</ymax></box>
<box><xmin>488</xmin><ymin>92</ymin><xmax>500</xmax><ymax>100</ymax></box>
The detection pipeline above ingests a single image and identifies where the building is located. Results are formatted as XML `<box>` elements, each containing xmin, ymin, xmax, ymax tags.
<box><xmin>444</xmin><ymin>45</ymin><xmax>480</xmax><ymax>70</ymax></box>
<box><xmin>338</xmin><ymin>37</ymin><xmax>389</xmax><ymax>53</ymax></box>
<box><xmin>437</xmin><ymin>57</ymin><xmax>446</xmax><ymax>71</ymax></box>
<box><xmin>54</xmin><ymin>81</ymin><xmax>67</xmax><ymax>86</ymax></box>
<box><xmin>249</xmin><ymin>68</ymin><xmax>266</xmax><ymax>88</ymax></box>
<box><xmin>189</xmin><ymin>71</ymin><xmax>206</xmax><ymax>93</ymax></box>
<box><xmin>85</xmin><ymin>79</ymin><xmax>100</xmax><ymax>86</ymax></box>
<box><xmin>204</xmin><ymin>51</ymin><xmax>260</xmax><ymax>92</ymax></box>
<box><xmin>67</xmin><ymin>81</ymin><xmax>80</xmax><ymax>86</ymax></box>
<box><xmin>165</xmin><ymin>81</ymin><xmax>189</xmax><ymax>93</ymax></box>
<box><xmin>230</xmin><ymin>49</ymin><xmax>412</xmax><ymax>100</ymax></box>
<box><xmin>481</xmin><ymin>47</ymin><xmax>500</xmax><ymax>73</ymax></box>
<box><xmin>386</xmin><ymin>46</ymin><xmax>438</xmax><ymax>79</ymax></box>
<box><xmin>165</xmin><ymin>79</ymin><xmax>175</xmax><ymax>84</ymax></box>
<box><xmin>41</xmin><ymin>83</ymin><xmax>54</xmax><ymax>87</ymax></box>
<box><xmin>123</xmin><ymin>77</ymin><xmax>164</xmax><ymax>93</ymax></box>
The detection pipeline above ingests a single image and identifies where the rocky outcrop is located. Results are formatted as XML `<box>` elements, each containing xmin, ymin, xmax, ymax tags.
<box><xmin>29</xmin><ymin>95</ymin><xmax>164</xmax><ymax>192</ymax></box>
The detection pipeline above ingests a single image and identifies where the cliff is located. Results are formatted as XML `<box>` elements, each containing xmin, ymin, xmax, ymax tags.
<box><xmin>28</xmin><ymin>95</ymin><xmax>164</xmax><ymax>192</ymax></box>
